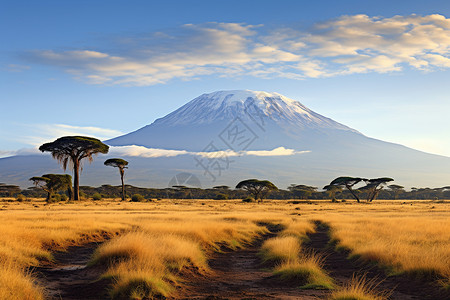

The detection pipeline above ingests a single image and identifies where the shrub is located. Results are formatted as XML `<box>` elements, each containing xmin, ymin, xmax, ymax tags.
<box><xmin>131</xmin><ymin>194</ymin><xmax>146</xmax><ymax>202</ymax></box>
<box><xmin>16</xmin><ymin>194</ymin><xmax>26</xmax><ymax>202</ymax></box>
<box><xmin>214</xmin><ymin>193</ymin><xmax>228</xmax><ymax>200</ymax></box>
<box><xmin>242</xmin><ymin>197</ymin><xmax>254</xmax><ymax>203</ymax></box>
<box><xmin>60</xmin><ymin>194</ymin><xmax>68</xmax><ymax>201</ymax></box>
<box><xmin>48</xmin><ymin>194</ymin><xmax>62</xmax><ymax>203</ymax></box>
<box><xmin>92</xmin><ymin>193</ymin><xmax>102</xmax><ymax>201</ymax></box>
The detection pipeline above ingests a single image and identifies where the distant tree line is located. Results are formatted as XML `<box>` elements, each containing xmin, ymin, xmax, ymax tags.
<box><xmin>7</xmin><ymin>182</ymin><xmax>450</xmax><ymax>201</ymax></box>
<box><xmin>1</xmin><ymin>135</ymin><xmax>449</xmax><ymax>202</ymax></box>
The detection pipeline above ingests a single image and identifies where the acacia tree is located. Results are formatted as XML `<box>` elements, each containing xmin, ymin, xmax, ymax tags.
<box><xmin>39</xmin><ymin>136</ymin><xmax>109</xmax><ymax>200</ymax></box>
<box><xmin>104</xmin><ymin>158</ymin><xmax>129</xmax><ymax>201</ymax></box>
<box><xmin>236</xmin><ymin>179</ymin><xmax>278</xmax><ymax>203</ymax></box>
<box><xmin>30</xmin><ymin>174</ymin><xmax>73</xmax><ymax>201</ymax></box>
<box><xmin>387</xmin><ymin>184</ymin><xmax>404</xmax><ymax>200</ymax></box>
<box><xmin>0</xmin><ymin>183</ymin><xmax>21</xmax><ymax>197</ymax></box>
<box><xmin>329</xmin><ymin>176</ymin><xmax>365</xmax><ymax>203</ymax></box>
<box><xmin>360</xmin><ymin>177</ymin><xmax>394</xmax><ymax>202</ymax></box>
<box><xmin>323</xmin><ymin>184</ymin><xmax>343</xmax><ymax>201</ymax></box>
<box><xmin>288</xmin><ymin>184</ymin><xmax>317</xmax><ymax>199</ymax></box>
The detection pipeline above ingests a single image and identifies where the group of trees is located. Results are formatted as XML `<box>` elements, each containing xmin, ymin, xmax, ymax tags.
<box><xmin>2</xmin><ymin>135</ymin><xmax>449</xmax><ymax>203</ymax></box>
<box><xmin>325</xmin><ymin>176</ymin><xmax>394</xmax><ymax>202</ymax></box>
<box><xmin>28</xmin><ymin>136</ymin><xmax>128</xmax><ymax>202</ymax></box>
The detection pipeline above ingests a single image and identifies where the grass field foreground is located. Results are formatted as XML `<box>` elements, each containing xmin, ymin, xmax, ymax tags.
<box><xmin>0</xmin><ymin>199</ymin><xmax>448</xmax><ymax>299</ymax></box>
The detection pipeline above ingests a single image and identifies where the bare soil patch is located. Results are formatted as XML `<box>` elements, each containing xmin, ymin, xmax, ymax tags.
<box><xmin>178</xmin><ymin>224</ymin><xmax>329</xmax><ymax>300</ymax></box>
<box><xmin>35</xmin><ymin>242</ymin><xmax>111</xmax><ymax>300</ymax></box>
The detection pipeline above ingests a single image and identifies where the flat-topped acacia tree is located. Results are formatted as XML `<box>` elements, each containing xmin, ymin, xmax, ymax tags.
<box><xmin>329</xmin><ymin>176</ymin><xmax>365</xmax><ymax>203</ymax></box>
<box><xmin>236</xmin><ymin>179</ymin><xmax>278</xmax><ymax>203</ymax></box>
<box><xmin>39</xmin><ymin>136</ymin><xmax>109</xmax><ymax>200</ymax></box>
<box><xmin>104</xmin><ymin>158</ymin><xmax>129</xmax><ymax>201</ymax></box>
<box><xmin>30</xmin><ymin>174</ymin><xmax>73</xmax><ymax>201</ymax></box>
<box><xmin>360</xmin><ymin>177</ymin><xmax>394</xmax><ymax>202</ymax></box>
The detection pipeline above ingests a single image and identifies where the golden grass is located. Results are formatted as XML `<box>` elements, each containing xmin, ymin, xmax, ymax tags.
<box><xmin>0</xmin><ymin>198</ymin><xmax>448</xmax><ymax>298</ymax></box>
<box><xmin>320</xmin><ymin>215</ymin><xmax>450</xmax><ymax>283</ymax></box>
<box><xmin>91</xmin><ymin>219</ymin><xmax>266</xmax><ymax>298</ymax></box>
<box><xmin>329</xmin><ymin>274</ymin><xmax>389</xmax><ymax>300</ymax></box>
<box><xmin>260</xmin><ymin>220</ymin><xmax>334</xmax><ymax>289</ymax></box>
<box><xmin>0</xmin><ymin>262</ymin><xmax>44</xmax><ymax>300</ymax></box>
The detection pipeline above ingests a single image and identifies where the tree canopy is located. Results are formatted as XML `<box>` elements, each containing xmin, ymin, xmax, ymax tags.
<box><xmin>236</xmin><ymin>179</ymin><xmax>278</xmax><ymax>203</ymax></box>
<box><xmin>288</xmin><ymin>184</ymin><xmax>318</xmax><ymax>199</ymax></box>
<box><xmin>329</xmin><ymin>176</ymin><xmax>366</xmax><ymax>202</ymax></box>
<box><xmin>39</xmin><ymin>136</ymin><xmax>109</xmax><ymax>200</ymax></box>
<box><xmin>359</xmin><ymin>177</ymin><xmax>394</xmax><ymax>202</ymax></box>
<box><xmin>30</xmin><ymin>174</ymin><xmax>73</xmax><ymax>201</ymax></box>
<box><xmin>0</xmin><ymin>183</ymin><xmax>21</xmax><ymax>197</ymax></box>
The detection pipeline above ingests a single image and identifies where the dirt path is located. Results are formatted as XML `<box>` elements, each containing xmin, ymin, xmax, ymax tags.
<box><xmin>178</xmin><ymin>224</ymin><xmax>329</xmax><ymax>300</ymax></box>
<box><xmin>35</xmin><ymin>242</ymin><xmax>111</xmax><ymax>300</ymax></box>
<box><xmin>305</xmin><ymin>221</ymin><xmax>450</xmax><ymax>300</ymax></box>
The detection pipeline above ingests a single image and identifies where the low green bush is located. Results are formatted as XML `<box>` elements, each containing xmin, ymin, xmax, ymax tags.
<box><xmin>214</xmin><ymin>193</ymin><xmax>228</xmax><ymax>200</ymax></box>
<box><xmin>92</xmin><ymin>193</ymin><xmax>102</xmax><ymax>201</ymax></box>
<box><xmin>131</xmin><ymin>194</ymin><xmax>146</xmax><ymax>202</ymax></box>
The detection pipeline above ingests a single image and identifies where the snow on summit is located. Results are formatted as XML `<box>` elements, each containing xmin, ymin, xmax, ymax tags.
<box><xmin>154</xmin><ymin>90</ymin><xmax>354</xmax><ymax>131</ymax></box>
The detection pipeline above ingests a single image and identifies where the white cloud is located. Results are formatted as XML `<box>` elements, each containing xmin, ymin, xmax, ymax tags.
<box><xmin>18</xmin><ymin>123</ymin><xmax>123</xmax><ymax>146</ymax></box>
<box><xmin>0</xmin><ymin>148</ymin><xmax>41</xmax><ymax>158</ymax></box>
<box><xmin>108</xmin><ymin>145</ymin><xmax>310</xmax><ymax>158</ymax></box>
<box><xmin>6</xmin><ymin>64</ymin><xmax>30</xmax><ymax>72</ymax></box>
<box><xmin>23</xmin><ymin>14</ymin><xmax>450</xmax><ymax>85</ymax></box>
<box><xmin>245</xmin><ymin>147</ymin><xmax>310</xmax><ymax>156</ymax></box>
<box><xmin>109</xmin><ymin>145</ymin><xmax>188</xmax><ymax>158</ymax></box>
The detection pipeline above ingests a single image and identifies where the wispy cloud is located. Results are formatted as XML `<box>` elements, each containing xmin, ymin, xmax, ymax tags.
<box><xmin>22</xmin><ymin>14</ymin><xmax>450</xmax><ymax>85</ymax></box>
<box><xmin>0</xmin><ymin>144</ymin><xmax>309</xmax><ymax>159</ymax></box>
<box><xmin>109</xmin><ymin>145</ymin><xmax>188</xmax><ymax>158</ymax></box>
<box><xmin>18</xmin><ymin>123</ymin><xmax>123</xmax><ymax>146</ymax></box>
<box><xmin>0</xmin><ymin>148</ymin><xmax>41</xmax><ymax>158</ymax></box>
<box><xmin>109</xmin><ymin>145</ymin><xmax>309</xmax><ymax>158</ymax></box>
<box><xmin>6</xmin><ymin>64</ymin><xmax>30</xmax><ymax>72</ymax></box>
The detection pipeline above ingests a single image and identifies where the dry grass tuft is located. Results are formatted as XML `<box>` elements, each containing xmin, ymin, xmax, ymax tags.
<box><xmin>260</xmin><ymin>221</ymin><xmax>334</xmax><ymax>289</ymax></box>
<box><xmin>329</xmin><ymin>274</ymin><xmax>389</xmax><ymax>300</ymax></box>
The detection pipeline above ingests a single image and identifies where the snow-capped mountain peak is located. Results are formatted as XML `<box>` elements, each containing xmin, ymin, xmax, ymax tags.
<box><xmin>153</xmin><ymin>90</ymin><xmax>353</xmax><ymax>132</ymax></box>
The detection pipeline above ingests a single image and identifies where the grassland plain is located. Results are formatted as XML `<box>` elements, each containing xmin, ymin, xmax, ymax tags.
<box><xmin>0</xmin><ymin>198</ymin><xmax>448</xmax><ymax>299</ymax></box>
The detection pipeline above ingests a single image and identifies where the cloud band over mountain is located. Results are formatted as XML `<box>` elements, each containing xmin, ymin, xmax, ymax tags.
<box><xmin>109</xmin><ymin>145</ymin><xmax>310</xmax><ymax>158</ymax></box>
<box><xmin>23</xmin><ymin>14</ymin><xmax>450</xmax><ymax>86</ymax></box>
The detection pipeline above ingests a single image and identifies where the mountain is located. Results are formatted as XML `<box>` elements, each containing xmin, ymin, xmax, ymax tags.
<box><xmin>107</xmin><ymin>90</ymin><xmax>359</xmax><ymax>151</ymax></box>
<box><xmin>1</xmin><ymin>90</ymin><xmax>450</xmax><ymax>189</ymax></box>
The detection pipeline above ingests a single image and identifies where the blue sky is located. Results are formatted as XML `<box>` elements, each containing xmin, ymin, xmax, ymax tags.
<box><xmin>1</xmin><ymin>0</ymin><xmax>450</xmax><ymax>157</ymax></box>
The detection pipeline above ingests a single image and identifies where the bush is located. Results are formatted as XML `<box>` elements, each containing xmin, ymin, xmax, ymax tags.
<box><xmin>92</xmin><ymin>193</ymin><xmax>102</xmax><ymax>201</ymax></box>
<box><xmin>242</xmin><ymin>197</ymin><xmax>254</xmax><ymax>203</ymax></box>
<box><xmin>60</xmin><ymin>194</ymin><xmax>68</xmax><ymax>201</ymax></box>
<box><xmin>48</xmin><ymin>194</ymin><xmax>62</xmax><ymax>203</ymax></box>
<box><xmin>214</xmin><ymin>193</ymin><xmax>228</xmax><ymax>200</ymax></box>
<box><xmin>131</xmin><ymin>194</ymin><xmax>146</xmax><ymax>202</ymax></box>
<box><xmin>16</xmin><ymin>194</ymin><xmax>26</xmax><ymax>202</ymax></box>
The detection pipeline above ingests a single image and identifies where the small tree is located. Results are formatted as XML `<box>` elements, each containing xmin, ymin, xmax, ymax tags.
<box><xmin>0</xmin><ymin>184</ymin><xmax>21</xmax><ymax>197</ymax></box>
<box><xmin>387</xmin><ymin>184</ymin><xmax>404</xmax><ymax>200</ymax></box>
<box><xmin>323</xmin><ymin>184</ymin><xmax>343</xmax><ymax>201</ymax></box>
<box><xmin>329</xmin><ymin>177</ymin><xmax>365</xmax><ymax>203</ymax></box>
<box><xmin>30</xmin><ymin>174</ymin><xmax>73</xmax><ymax>202</ymax></box>
<box><xmin>39</xmin><ymin>136</ymin><xmax>109</xmax><ymax>200</ymax></box>
<box><xmin>236</xmin><ymin>179</ymin><xmax>278</xmax><ymax>203</ymax></box>
<box><xmin>288</xmin><ymin>184</ymin><xmax>317</xmax><ymax>199</ymax></box>
<box><xmin>360</xmin><ymin>177</ymin><xmax>394</xmax><ymax>202</ymax></box>
<box><xmin>104</xmin><ymin>158</ymin><xmax>129</xmax><ymax>201</ymax></box>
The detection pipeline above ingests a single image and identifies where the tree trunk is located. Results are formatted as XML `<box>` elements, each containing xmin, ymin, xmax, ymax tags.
<box><xmin>73</xmin><ymin>160</ymin><xmax>80</xmax><ymax>200</ymax></box>
<box><xmin>120</xmin><ymin>168</ymin><xmax>125</xmax><ymax>201</ymax></box>
<box><xmin>346</xmin><ymin>185</ymin><xmax>360</xmax><ymax>203</ymax></box>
